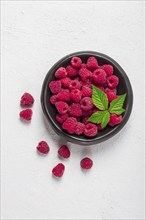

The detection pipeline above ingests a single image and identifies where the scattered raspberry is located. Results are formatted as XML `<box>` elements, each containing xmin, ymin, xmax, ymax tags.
<box><xmin>68</xmin><ymin>80</ymin><xmax>81</xmax><ymax>91</ymax></box>
<box><xmin>56</xmin><ymin>113</ymin><xmax>68</xmax><ymax>124</ymax></box>
<box><xmin>55</xmin><ymin>101</ymin><xmax>69</xmax><ymax>114</ymax></box>
<box><xmin>106</xmin><ymin>91</ymin><xmax>118</xmax><ymax>103</ymax></box>
<box><xmin>80</xmin><ymin>157</ymin><xmax>93</xmax><ymax>169</ymax></box>
<box><xmin>79</xmin><ymin>68</ymin><xmax>92</xmax><ymax>81</ymax></box>
<box><xmin>87</xmin><ymin>56</ymin><xmax>98</xmax><ymax>71</ymax></box>
<box><xmin>56</xmin><ymin>89</ymin><xmax>71</xmax><ymax>102</ymax></box>
<box><xmin>70</xmin><ymin>57</ymin><xmax>82</xmax><ymax>69</ymax></box>
<box><xmin>107</xmin><ymin>75</ymin><xmax>119</xmax><ymax>89</ymax></box>
<box><xmin>84</xmin><ymin>123</ymin><xmax>97</xmax><ymax>137</ymax></box>
<box><xmin>101</xmin><ymin>64</ymin><xmax>113</xmax><ymax>76</ymax></box>
<box><xmin>36</xmin><ymin>141</ymin><xmax>50</xmax><ymax>154</ymax></box>
<box><xmin>20</xmin><ymin>109</ymin><xmax>32</xmax><ymax>121</ymax></box>
<box><xmin>108</xmin><ymin>114</ymin><xmax>122</xmax><ymax>127</ymax></box>
<box><xmin>50</xmin><ymin>95</ymin><xmax>58</xmax><ymax>104</ymax></box>
<box><xmin>58</xmin><ymin>145</ymin><xmax>70</xmax><ymax>158</ymax></box>
<box><xmin>20</xmin><ymin>92</ymin><xmax>34</xmax><ymax>106</ymax></box>
<box><xmin>66</xmin><ymin>65</ymin><xmax>78</xmax><ymax>78</ymax></box>
<box><xmin>93</xmin><ymin>69</ymin><xmax>106</xmax><ymax>85</ymax></box>
<box><xmin>82</xmin><ymin>86</ymin><xmax>92</xmax><ymax>97</ymax></box>
<box><xmin>55</xmin><ymin>67</ymin><xmax>67</xmax><ymax>79</ymax></box>
<box><xmin>52</xmin><ymin>163</ymin><xmax>65</xmax><ymax>177</ymax></box>
<box><xmin>71</xmin><ymin>89</ymin><xmax>82</xmax><ymax>102</ymax></box>
<box><xmin>80</xmin><ymin>97</ymin><xmax>94</xmax><ymax>111</ymax></box>
<box><xmin>61</xmin><ymin>77</ymin><xmax>71</xmax><ymax>88</ymax></box>
<box><xmin>49</xmin><ymin>80</ymin><xmax>61</xmax><ymax>94</ymax></box>
<box><xmin>75</xmin><ymin>122</ymin><xmax>85</xmax><ymax>135</ymax></box>
<box><xmin>68</xmin><ymin>103</ymin><xmax>82</xmax><ymax>117</ymax></box>
<box><xmin>105</xmin><ymin>87</ymin><xmax>117</xmax><ymax>95</ymax></box>
<box><xmin>62</xmin><ymin>117</ymin><xmax>77</xmax><ymax>134</ymax></box>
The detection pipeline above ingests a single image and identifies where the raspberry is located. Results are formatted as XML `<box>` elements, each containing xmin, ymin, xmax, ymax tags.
<box><xmin>106</xmin><ymin>91</ymin><xmax>118</xmax><ymax>103</ymax></box>
<box><xmin>49</xmin><ymin>80</ymin><xmax>61</xmax><ymax>94</ymax></box>
<box><xmin>105</xmin><ymin>87</ymin><xmax>117</xmax><ymax>95</ymax></box>
<box><xmin>87</xmin><ymin>56</ymin><xmax>99</xmax><ymax>71</ymax></box>
<box><xmin>68</xmin><ymin>103</ymin><xmax>82</xmax><ymax>117</ymax></box>
<box><xmin>56</xmin><ymin>89</ymin><xmax>71</xmax><ymax>102</ymax></box>
<box><xmin>101</xmin><ymin>64</ymin><xmax>113</xmax><ymax>76</ymax></box>
<box><xmin>70</xmin><ymin>89</ymin><xmax>82</xmax><ymax>103</ymax></box>
<box><xmin>61</xmin><ymin>77</ymin><xmax>71</xmax><ymax>88</ymax></box>
<box><xmin>80</xmin><ymin>157</ymin><xmax>93</xmax><ymax>169</ymax></box>
<box><xmin>79</xmin><ymin>68</ymin><xmax>92</xmax><ymax>82</ymax></box>
<box><xmin>80</xmin><ymin>97</ymin><xmax>94</xmax><ymax>111</ymax></box>
<box><xmin>93</xmin><ymin>69</ymin><xmax>106</xmax><ymax>85</ymax></box>
<box><xmin>108</xmin><ymin>114</ymin><xmax>122</xmax><ymax>127</ymax></box>
<box><xmin>75</xmin><ymin>122</ymin><xmax>85</xmax><ymax>135</ymax></box>
<box><xmin>58</xmin><ymin>145</ymin><xmax>70</xmax><ymax>158</ymax></box>
<box><xmin>55</xmin><ymin>67</ymin><xmax>67</xmax><ymax>79</ymax></box>
<box><xmin>68</xmin><ymin>80</ymin><xmax>81</xmax><ymax>91</ymax></box>
<box><xmin>84</xmin><ymin>123</ymin><xmax>97</xmax><ymax>137</ymax></box>
<box><xmin>70</xmin><ymin>57</ymin><xmax>82</xmax><ymax>69</ymax></box>
<box><xmin>36</xmin><ymin>141</ymin><xmax>50</xmax><ymax>154</ymax></box>
<box><xmin>66</xmin><ymin>65</ymin><xmax>78</xmax><ymax>78</ymax></box>
<box><xmin>81</xmin><ymin>63</ymin><xmax>87</xmax><ymax>68</ymax></box>
<box><xmin>52</xmin><ymin>163</ymin><xmax>65</xmax><ymax>177</ymax></box>
<box><xmin>20</xmin><ymin>109</ymin><xmax>32</xmax><ymax>121</ymax></box>
<box><xmin>55</xmin><ymin>101</ymin><xmax>69</xmax><ymax>114</ymax></box>
<box><xmin>50</xmin><ymin>95</ymin><xmax>58</xmax><ymax>104</ymax></box>
<box><xmin>81</xmin><ymin>79</ymin><xmax>92</xmax><ymax>88</ymax></box>
<box><xmin>56</xmin><ymin>113</ymin><xmax>68</xmax><ymax>124</ymax></box>
<box><xmin>62</xmin><ymin>117</ymin><xmax>77</xmax><ymax>134</ymax></box>
<box><xmin>107</xmin><ymin>75</ymin><xmax>119</xmax><ymax>89</ymax></box>
<box><xmin>82</xmin><ymin>86</ymin><xmax>92</xmax><ymax>97</ymax></box>
<box><xmin>20</xmin><ymin>92</ymin><xmax>34</xmax><ymax>106</ymax></box>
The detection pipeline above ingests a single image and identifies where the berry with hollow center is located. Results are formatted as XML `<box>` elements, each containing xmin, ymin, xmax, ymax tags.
<box><xmin>70</xmin><ymin>56</ymin><xmax>82</xmax><ymax>69</ymax></box>
<box><xmin>107</xmin><ymin>75</ymin><xmax>119</xmax><ymax>89</ymax></box>
<box><xmin>80</xmin><ymin>97</ymin><xmax>94</xmax><ymax>111</ymax></box>
<box><xmin>55</xmin><ymin>101</ymin><xmax>69</xmax><ymax>114</ymax></box>
<box><xmin>84</xmin><ymin>123</ymin><xmax>97</xmax><ymax>137</ymax></box>
<box><xmin>55</xmin><ymin>67</ymin><xmax>67</xmax><ymax>79</ymax></box>
<box><xmin>87</xmin><ymin>56</ymin><xmax>99</xmax><ymax>71</ymax></box>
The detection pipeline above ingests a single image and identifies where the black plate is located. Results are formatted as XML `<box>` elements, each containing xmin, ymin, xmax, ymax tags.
<box><xmin>41</xmin><ymin>51</ymin><xmax>133</xmax><ymax>145</ymax></box>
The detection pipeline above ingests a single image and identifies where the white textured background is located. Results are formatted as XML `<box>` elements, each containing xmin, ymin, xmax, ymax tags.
<box><xmin>1</xmin><ymin>1</ymin><xmax>145</xmax><ymax>220</ymax></box>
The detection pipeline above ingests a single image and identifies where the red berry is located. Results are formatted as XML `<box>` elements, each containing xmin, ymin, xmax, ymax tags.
<box><xmin>68</xmin><ymin>103</ymin><xmax>82</xmax><ymax>117</ymax></box>
<box><xmin>62</xmin><ymin>117</ymin><xmax>77</xmax><ymax>134</ymax></box>
<box><xmin>61</xmin><ymin>77</ymin><xmax>71</xmax><ymax>88</ymax></box>
<box><xmin>108</xmin><ymin>114</ymin><xmax>122</xmax><ymax>127</ymax></box>
<box><xmin>81</xmin><ymin>63</ymin><xmax>87</xmax><ymax>68</ymax></box>
<box><xmin>36</xmin><ymin>141</ymin><xmax>50</xmax><ymax>154</ymax></box>
<box><xmin>93</xmin><ymin>69</ymin><xmax>106</xmax><ymax>85</ymax></box>
<box><xmin>101</xmin><ymin>64</ymin><xmax>113</xmax><ymax>76</ymax></box>
<box><xmin>70</xmin><ymin>57</ymin><xmax>82</xmax><ymax>69</ymax></box>
<box><xmin>84</xmin><ymin>123</ymin><xmax>97</xmax><ymax>137</ymax></box>
<box><xmin>105</xmin><ymin>87</ymin><xmax>117</xmax><ymax>95</ymax></box>
<box><xmin>107</xmin><ymin>75</ymin><xmax>119</xmax><ymax>89</ymax></box>
<box><xmin>20</xmin><ymin>92</ymin><xmax>34</xmax><ymax>106</ymax></box>
<box><xmin>66</xmin><ymin>65</ymin><xmax>78</xmax><ymax>78</ymax></box>
<box><xmin>75</xmin><ymin>122</ymin><xmax>85</xmax><ymax>135</ymax></box>
<box><xmin>82</xmin><ymin>86</ymin><xmax>92</xmax><ymax>97</ymax></box>
<box><xmin>20</xmin><ymin>109</ymin><xmax>32</xmax><ymax>121</ymax></box>
<box><xmin>70</xmin><ymin>89</ymin><xmax>82</xmax><ymax>103</ymax></box>
<box><xmin>87</xmin><ymin>56</ymin><xmax>98</xmax><ymax>71</ymax></box>
<box><xmin>56</xmin><ymin>113</ymin><xmax>68</xmax><ymax>124</ymax></box>
<box><xmin>79</xmin><ymin>68</ymin><xmax>92</xmax><ymax>82</ymax></box>
<box><xmin>80</xmin><ymin>157</ymin><xmax>93</xmax><ymax>169</ymax></box>
<box><xmin>50</xmin><ymin>95</ymin><xmax>58</xmax><ymax>104</ymax></box>
<box><xmin>68</xmin><ymin>80</ymin><xmax>81</xmax><ymax>91</ymax></box>
<box><xmin>52</xmin><ymin>163</ymin><xmax>65</xmax><ymax>177</ymax></box>
<box><xmin>58</xmin><ymin>145</ymin><xmax>70</xmax><ymax>158</ymax></box>
<box><xmin>55</xmin><ymin>101</ymin><xmax>69</xmax><ymax>114</ymax></box>
<box><xmin>55</xmin><ymin>67</ymin><xmax>67</xmax><ymax>79</ymax></box>
<box><xmin>56</xmin><ymin>89</ymin><xmax>71</xmax><ymax>102</ymax></box>
<box><xmin>49</xmin><ymin>80</ymin><xmax>61</xmax><ymax>94</ymax></box>
<box><xmin>82</xmin><ymin>117</ymin><xmax>89</xmax><ymax>125</ymax></box>
<box><xmin>106</xmin><ymin>91</ymin><xmax>118</xmax><ymax>103</ymax></box>
<box><xmin>80</xmin><ymin>97</ymin><xmax>94</xmax><ymax>111</ymax></box>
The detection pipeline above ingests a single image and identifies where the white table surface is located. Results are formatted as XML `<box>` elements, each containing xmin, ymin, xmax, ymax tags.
<box><xmin>1</xmin><ymin>1</ymin><xmax>145</xmax><ymax>220</ymax></box>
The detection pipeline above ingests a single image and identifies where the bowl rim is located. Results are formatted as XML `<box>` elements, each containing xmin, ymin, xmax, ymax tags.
<box><xmin>41</xmin><ymin>51</ymin><xmax>133</xmax><ymax>145</ymax></box>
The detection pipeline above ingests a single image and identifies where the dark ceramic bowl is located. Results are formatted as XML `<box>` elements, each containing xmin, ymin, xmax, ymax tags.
<box><xmin>41</xmin><ymin>51</ymin><xmax>133</xmax><ymax>145</ymax></box>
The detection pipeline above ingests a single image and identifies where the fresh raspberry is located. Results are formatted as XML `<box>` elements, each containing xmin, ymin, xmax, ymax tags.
<box><xmin>68</xmin><ymin>80</ymin><xmax>81</xmax><ymax>91</ymax></box>
<box><xmin>56</xmin><ymin>113</ymin><xmax>68</xmax><ymax>124</ymax></box>
<box><xmin>82</xmin><ymin>109</ymin><xmax>93</xmax><ymax>117</ymax></box>
<box><xmin>84</xmin><ymin>123</ymin><xmax>97</xmax><ymax>137</ymax></box>
<box><xmin>62</xmin><ymin>117</ymin><xmax>77</xmax><ymax>134</ymax></box>
<box><xmin>108</xmin><ymin>114</ymin><xmax>122</xmax><ymax>127</ymax></box>
<box><xmin>106</xmin><ymin>91</ymin><xmax>118</xmax><ymax>103</ymax></box>
<box><xmin>75</xmin><ymin>122</ymin><xmax>85</xmax><ymax>135</ymax></box>
<box><xmin>93</xmin><ymin>69</ymin><xmax>106</xmax><ymax>85</ymax></box>
<box><xmin>82</xmin><ymin>86</ymin><xmax>92</xmax><ymax>97</ymax></box>
<box><xmin>81</xmin><ymin>63</ymin><xmax>87</xmax><ymax>68</ymax></box>
<box><xmin>107</xmin><ymin>75</ymin><xmax>119</xmax><ymax>89</ymax></box>
<box><xmin>50</xmin><ymin>95</ymin><xmax>58</xmax><ymax>104</ymax></box>
<box><xmin>80</xmin><ymin>157</ymin><xmax>93</xmax><ymax>169</ymax></box>
<box><xmin>70</xmin><ymin>57</ymin><xmax>82</xmax><ymax>69</ymax></box>
<box><xmin>66</xmin><ymin>65</ymin><xmax>78</xmax><ymax>78</ymax></box>
<box><xmin>61</xmin><ymin>77</ymin><xmax>71</xmax><ymax>88</ymax></box>
<box><xmin>56</xmin><ymin>89</ymin><xmax>71</xmax><ymax>102</ymax></box>
<box><xmin>68</xmin><ymin>103</ymin><xmax>82</xmax><ymax>117</ymax></box>
<box><xmin>80</xmin><ymin>97</ymin><xmax>94</xmax><ymax>111</ymax></box>
<box><xmin>105</xmin><ymin>87</ymin><xmax>117</xmax><ymax>95</ymax></box>
<box><xmin>55</xmin><ymin>101</ymin><xmax>69</xmax><ymax>114</ymax></box>
<box><xmin>49</xmin><ymin>80</ymin><xmax>61</xmax><ymax>94</ymax></box>
<box><xmin>70</xmin><ymin>89</ymin><xmax>82</xmax><ymax>102</ymax></box>
<box><xmin>52</xmin><ymin>163</ymin><xmax>65</xmax><ymax>177</ymax></box>
<box><xmin>81</xmin><ymin>117</ymin><xmax>89</xmax><ymax>124</ymax></box>
<box><xmin>79</xmin><ymin>68</ymin><xmax>92</xmax><ymax>82</ymax></box>
<box><xmin>19</xmin><ymin>109</ymin><xmax>32</xmax><ymax>121</ymax></box>
<box><xmin>87</xmin><ymin>56</ymin><xmax>99</xmax><ymax>71</ymax></box>
<box><xmin>20</xmin><ymin>93</ymin><xmax>34</xmax><ymax>106</ymax></box>
<box><xmin>58</xmin><ymin>145</ymin><xmax>70</xmax><ymax>158</ymax></box>
<box><xmin>36</xmin><ymin>141</ymin><xmax>50</xmax><ymax>154</ymax></box>
<box><xmin>101</xmin><ymin>64</ymin><xmax>113</xmax><ymax>76</ymax></box>
<box><xmin>55</xmin><ymin>67</ymin><xmax>67</xmax><ymax>79</ymax></box>
<box><xmin>81</xmin><ymin>79</ymin><xmax>92</xmax><ymax>88</ymax></box>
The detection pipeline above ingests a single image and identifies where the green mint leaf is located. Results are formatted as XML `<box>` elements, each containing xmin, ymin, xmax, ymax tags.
<box><xmin>110</xmin><ymin>108</ymin><xmax>125</xmax><ymax>115</ymax></box>
<box><xmin>92</xmin><ymin>85</ymin><xmax>108</xmax><ymax>110</ymax></box>
<box><xmin>88</xmin><ymin>111</ymin><xmax>106</xmax><ymax>124</ymax></box>
<box><xmin>109</xmin><ymin>94</ymin><xmax>127</xmax><ymax>113</ymax></box>
<box><xmin>101</xmin><ymin>111</ymin><xmax>110</xmax><ymax>128</ymax></box>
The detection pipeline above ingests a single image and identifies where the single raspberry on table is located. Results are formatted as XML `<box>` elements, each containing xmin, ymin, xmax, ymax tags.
<box><xmin>87</xmin><ymin>56</ymin><xmax>99</xmax><ymax>71</ymax></box>
<box><xmin>101</xmin><ymin>64</ymin><xmax>113</xmax><ymax>76</ymax></box>
<box><xmin>56</xmin><ymin>89</ymin><xmax>71</xmax><ymax>102</ymax></box>
<box><xmin>61</xmin><ymin>77</ymin><xmax>71</xmax><ymax>88</ymax></box>
<box><xmin>71</xmin><ymin>89</ymin><xmax>82</xmax><ymax>103</ymax></box>
<box><xmin>62</xmin><ymin>117</ymin><xmax>77</xmax><ymax>134</ymax></box>
<box><xmin>75</xmin><ymin>122</ymin><xmax>85</xmax><ymax>135</ymax></box>
<box><xmin>58</xmin><ymin>145</ymin><xmax>70</xmax><ymax>158</ymax></box>
<box><xmin>55</xmin><ymin>67</ymin><xmax>67</xmax><ymax>79</ymax></box>
<box><xmin>66</xmin><ymin>65</ymin><xmax>78</xmax><ymax>78</ymax></box>
<box><xmin>79</xmin><ymin>68</ymin><xmax>92</xmax><ymax>82</ymax></box>
<box><xmin>68</xmin><ymin>80</ymin><xmax>81</xmax><ymax>91</ymax></box>
<box><xmin>107</xmin><ymin>75</ymin><xmax>119</xmax><ymax>89</ymax></box>
<box><xmin>52</xmin><ymin>163</ymin><xmax>65</xmax><ymax>177</ymax></box>
<box><xmin>70</xmin><ymin>57</ymin><xmax>82</xmax><ymax>69</ymax></box>
<box><xmin>55</xmin><ymin>101</ymin><xmax>69</xmax><ymax>114</ymax></box>
<box><xmin>80</xmin><ymin>157</ymin><xmax>93</xmax><ymax>169</ymax></box>
<box><xmin>49</xmin><ymin>80</ymin><xmax>61</xmax><ymax>94</ymax></box>
<box><xmin>20</xmin><ymin>92</ymin><xmax>34</xmax><ymax>106</ymax></box>
<box><xmin>106</xmin><ymin>91</ymin><xmax>118</xmax><ymax>103</ymax></box>
<box><xmin>93</xmin><ymin>69</ymin><xmax>106</xmax><ymax>85</ymax></box>
<box><xmin>50</xmin><ymin>95</ymin><xmax>58</xmax><ymax>105</ymax></box>
<box><xmin>56</xmin><ymin>113</ymin><xmax>68</xmax><ymax>124</ymax></box>
<box><xmin>20</xmin><ymin>109</ymin><xmax>32</xmax><ymax>121</ymax></box>
<box><xmin>82</xmin><ymin>86</ymin><xmax>92</xmax><ymax>97</ymax></box>
<box><xmin>80</xmin><ymin>97</ymin><xmax>94</xmax><ymax>111</ymax></box>
<box><xmin>68</xmin><ymin>103</ymin><xmax>82</xmax><ymax>117</ymax></box>
<box><xmin>84</xmin><ymin>123</ymin><xmax>97</xmax><ymax>137</ymax></box>
<box><xmin>36</xmin><ymin>141</ymin><xmax>50</xmax><ymax>154</ymax></box>
<box><xmin>108</xmin><ymin>114</ymin><xmax>122</xmax><ymax>127</ymax></box>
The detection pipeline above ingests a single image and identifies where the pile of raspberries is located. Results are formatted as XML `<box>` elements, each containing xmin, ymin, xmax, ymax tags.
<box><xmin>49</xmin><ymin>56</ymin><xmax>120</xmax><ymax>137</ymax></box>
